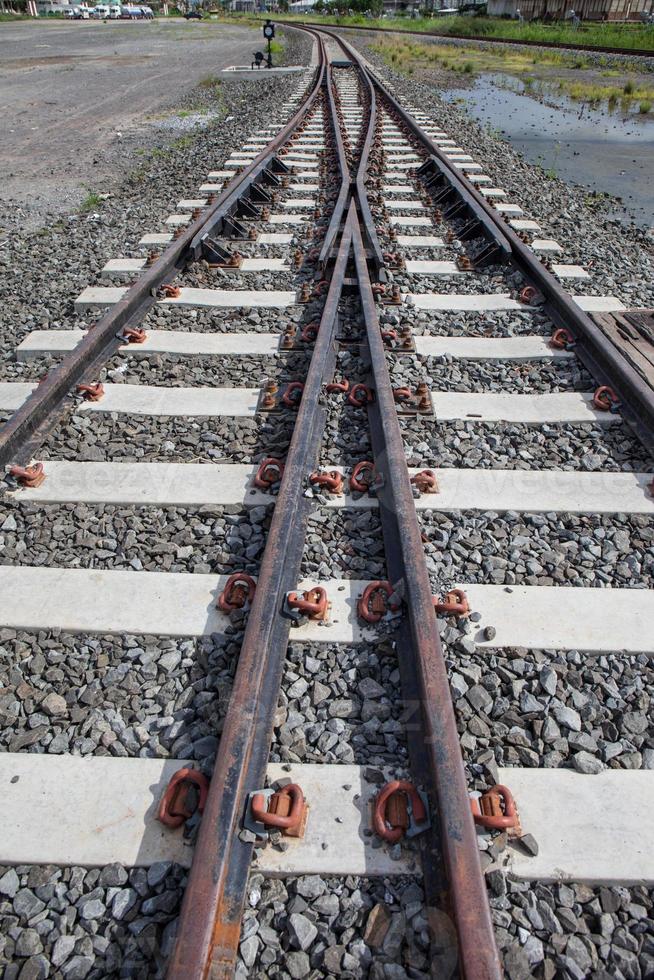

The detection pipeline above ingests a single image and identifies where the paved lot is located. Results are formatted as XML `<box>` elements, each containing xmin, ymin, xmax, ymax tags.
<box><xmin>0</xmin><ymin>19</ymin><xmax>264</xmax><ymax>222</ymax></box>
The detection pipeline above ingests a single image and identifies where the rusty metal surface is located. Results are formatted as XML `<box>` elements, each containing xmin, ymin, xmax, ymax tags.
<box><xmin>165</xmin><ymin>214</ymin><xmax>355</xmax><ymax>979</ymax></box>
<box><xmin>350</xmin><ymin>212</ymin><xmax>503</xmax><ymax>980</ymax></box>
<box><xmin>592</xmin><ymin>310</ymin><xmax>654</xmax><ymax>389</ymax></box>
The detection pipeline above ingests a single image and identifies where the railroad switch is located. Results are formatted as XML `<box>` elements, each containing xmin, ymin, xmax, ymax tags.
<box><xmin>372</xmin><ymin>780</ymin><xmax>430</xmax><ymax>843</ymax></box>
<box><xmin>245</xmin><ymin>782</ymin><xmax>309</xmax><ymax>840</ymax></box>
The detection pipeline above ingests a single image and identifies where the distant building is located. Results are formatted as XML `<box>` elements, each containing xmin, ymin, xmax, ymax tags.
<box><xmin>36</xmin><ymin>0</ymin><xmax>71</xmax><ymax>11</ymax></box>
<box><xmin>488</xmin><ymin>0</ymin><xmax>651</xmax><ymax>18</ymax></box>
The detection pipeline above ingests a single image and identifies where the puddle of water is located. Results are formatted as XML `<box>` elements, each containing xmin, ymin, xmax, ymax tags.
<box><xmin>441</xmin><ymin>75</ymin><xmax>654</xmax><ymax>228</ymax></box>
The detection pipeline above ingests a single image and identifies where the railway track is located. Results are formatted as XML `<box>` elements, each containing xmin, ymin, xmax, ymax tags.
<box><xmin>0</xmin><ymin>21</ymin><xmax>653</xmax><ymax>980</ymax></box>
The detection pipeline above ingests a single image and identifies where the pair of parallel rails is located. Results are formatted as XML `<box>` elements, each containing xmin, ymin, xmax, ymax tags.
<box><xmin>1</xmin><ymin>22</ymin><xmax>653</xmax><ymax>980</ymax></box>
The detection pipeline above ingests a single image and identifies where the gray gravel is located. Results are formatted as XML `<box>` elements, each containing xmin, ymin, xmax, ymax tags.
<box><xmin>421</xmin><ymin>510</ymin><xmax>654</xmax><ymax>589</ymax></box>
<box><xmin>0</xmin><ymin>628</ymin><xmax>237</xmax><ymax>765</ymax></box>
<box><xmin>390</xmin><ymin>354</ymin><xmax>594</xmax><ymax>394</ymax></box>
<box><xmin>441</xmin><ymin>639</ymin><xmax>654</xmax><ymax>778</ymax></box>
<box><xmin>401</xmin><ymin>419</ymin><xmax>653</xmax><ymax>471</ymax></box>
<box><xmin>496</xmin><ymin>878</ymin><xmax>654</xmax><ymax>980</ymax></box>
<box><xmin>0</xmin><ymin>861</ymin><xmax>185</xmax><ymax>980</ymax></box>
<box><xmin>237</xmin><ymin>873</ymin><xmax>430</xmax><ymax>979</ymax></box>
<box><xmin>272</xmin><ymin>641</ymin><xmax>405</xmax><ymax>768</ymax></box>
<box><xmin>40</xmin><ymin>414</ymin><xmax>295</xmax><ymax>464</ymax></box>
<box><xmin>386</xmin><ymin>308</ymin><xmax>555</xmax><ymax>338</ymax></box>
<box><xmin>0</xmin><ymin>502</ymin><xmax>271</xmax><ymax>576</ymax></box>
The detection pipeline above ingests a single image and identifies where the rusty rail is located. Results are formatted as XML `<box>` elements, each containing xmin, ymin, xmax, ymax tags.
<box><xmin>351</xmin><ymin>209</ymin><xmax>502</xmax><ymax>979</ymax></box>
<box><xmin>166</xmin><ymin>225</ymin><xmax>356</xmax><ymax>980</ymax></box>
<box><xmin>168</xmin><ymin>26</ymin><xmax>504</xmax><ymax>979</ymax></box>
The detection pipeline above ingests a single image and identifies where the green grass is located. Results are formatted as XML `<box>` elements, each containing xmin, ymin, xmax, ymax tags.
<box><xmin>79</xmin><ymin>191</ymin><xmax>103</xmax><ymax>213</ymax></box>
<box><xmin>251</xmin><ymin>12</ymin><xmax>654</xmax><ymax>54</ymax></box>
<box><xmin>371</xmin><ymin>36</ymin><xmax>654</xmax><ymax>113</ymax></box>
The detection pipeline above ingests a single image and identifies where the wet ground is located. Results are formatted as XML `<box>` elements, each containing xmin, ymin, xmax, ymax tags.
<box><xmin>0</xmin><ymin>19</ymin><xmax>264</xmax><ymax>224</ymax></box>
<box><xmin>441</xmin><ymin>75</ymin><xmax>654</xmax><ymax>228</ymax></box>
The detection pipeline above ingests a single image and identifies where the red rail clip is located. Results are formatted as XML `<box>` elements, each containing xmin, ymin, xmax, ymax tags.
<box><xmin>254</xmin><ymin>457</ymin><xmax>284</xmax><ymax>490</ymax></box>
<box><xmin>8</xmin><ymin>463</ymin><xmax>45</xmax><ymax>488</ymax></box>
<box><xmin>157</xmin><ymin>768</ymin><xmax>209</xmax><ymax>829</ymax></box>
<box><xmin>281</xmin><ymin>382</ymin><xmax>304</xmax><ymax>409</ymax></box>
<box><xmin>76</xmin><ymin>383</ymin><xmax>104</xmax><ymax>402</ymax></box>
<box><xmin>251</xmin><ymin>784</ymin><xmax>309</xmax><ymax>838</ymax></box>
<box><xmin>160</xmin><ymin>284</ymin><xmax>182</xmax><ymax>299</ymax></box>
<box><xmin>410</xmin><ymin>470</ymin><xmax>439</xmax><ymax>494</ymax></box>
<box><xmin>285</xmin><ymin>587</ymin><xmax>329</xmax><ymax>621</ymax></box>
<box><xmin>326</xmin><ymin>379</ymin><xmax>350</xmax><ymax>394</ymax></box>
<box><xmin>348</xmin><ymin>384</ymin><xmax>374</xmax><ymax>407</ymax></box>
<box><xmin>300</xmin><ymin>322</ymin><xmax>320</xmax><ymax>343</ymax></box>
<box><xmin>471</xmin><ymin>784</ymin><xmax>520</xmax><ymax>834</ymax></box>
<box><xmin>350</xmin><ymin>460</ymin><xmax>376</xmax><ymax>494</ymax></box>
<box><xmin>309</xmin><ymin>470</ymin><xmax>344</xmax><ymax>495</ymax></box>
<box><xmin>120</xmin><ymin>327</ymin><xmax>147</xmax><ymax>345</ymax></box>
<box><xmin>373</xmin><ymin>780</ymin><xmax>428</xmax><ymax>843</ymax></box>
<box><xmin>518</xmin><ymin>285</ymin><xmax>538</xmax><ymax>305</ymax></box>
<box><xmin>217</xmin><ymin>573</ymin><xmax>256</xmax><ymax>614</ymax></box>
<box><xmin>550</xmin><ymin>327</ymin><xmax>574</xmax><ymax>350</ymax></box>
<box><xmin>593</xmin><ymin>385</ymin><xmax>620</xmax><ymax>412</ymax></box>
<box><xmin>432</xmin><ymin>588</ymin><xmax>469</xmax><ymax>617</ymax></box>
<box><xmin>357</xmin><ymin>581</ymin><xmax>401</xmax><ymax>623</ymax></box>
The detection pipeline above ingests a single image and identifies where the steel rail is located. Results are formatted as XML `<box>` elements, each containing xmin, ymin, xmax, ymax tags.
<box><xmin>331</xmin><ymin>28</ymin><xmax>654</xmax><ymax>453</ymax></box>
<box><xmin>317</xmin><ymin>35</ymin><xmax>352</xmax><ymax>267</ymax></box>
<box><xmin>170</xmin><ymin>28</ymin><xmax>502</xmax><ymax>978</ymax></box>
<box><xmin>0</xmin><ymin>42</ymin><xmax>326</xmax><ymax>472</ymax></box>
<box><xmin>349</xmin><ymin>211</ymin><xmax>503</xmax><ymax>980</ymax></box>
<box><xmin>166</xmin><ymin>219</ymin><xmax>354</xmax><ymax>980</ymax></box>
<box><xmin>165</xmin><ymin>67</ymin><xmax>358</xmax><ymax>979</ymax></box>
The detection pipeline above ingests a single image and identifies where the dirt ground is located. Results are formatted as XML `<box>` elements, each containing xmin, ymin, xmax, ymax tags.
<box><xmin>0</xmin><ymin>19</ymin><xmax>271</xmax><ymax>225</ymax></box>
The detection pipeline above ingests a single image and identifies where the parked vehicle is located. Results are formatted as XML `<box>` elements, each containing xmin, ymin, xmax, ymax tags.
<box><xmin>140</xmin><ymin>5</ymin><xmax>154</xmax><ymax>16</ymax></box>
<box><xmin>109</xmin><ymin>3</ymin><xmax>121</xmax><ymax>16</ymax></box>
<box><xmin>91</xmin><ymin>4</ymin><xmax>110</xmax><ymax>16</ymax></box>
<box><xmin>121</xmin><ymin>4</ymin><xmax>145</xmax><ymax>15</ymax></box>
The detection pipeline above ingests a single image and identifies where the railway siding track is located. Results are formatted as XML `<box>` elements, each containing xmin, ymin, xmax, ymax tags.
<box><xmin>0</xmin><ymin>21</ymin><xmax>653</xmax><ymax>980</ymax></box>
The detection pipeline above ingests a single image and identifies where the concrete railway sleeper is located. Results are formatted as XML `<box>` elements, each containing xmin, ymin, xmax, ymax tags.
<box><xmin>0</xmin><ymin>21</ymin><xmax>653</xmax><ymax>980</ymax></box>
